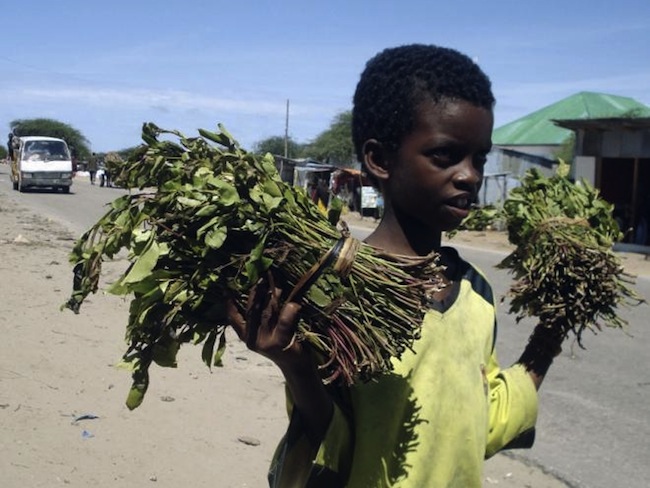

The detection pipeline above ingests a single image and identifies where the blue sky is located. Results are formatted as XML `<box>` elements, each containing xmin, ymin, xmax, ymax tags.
<box><xmin>2</xmin><ymin>0</ymin><xmax>649</xmax><ymax>153</ymax></box>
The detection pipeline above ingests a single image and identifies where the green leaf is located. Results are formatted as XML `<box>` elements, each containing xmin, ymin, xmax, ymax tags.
<box><xmin>198</xmin><ymin>127</ymin><xmax>232</xmax><ymax>148</ymax></box>
<box><xmin>205</xmin><ymin>227</ymin><xmax>228</xmax><ymax>249</ymax></box>
<box><xmin>152</xmin><ymin>337</ymin><xmax>181</xmax><ymax>368</ymax></box>
<box><xmin>177</xmin><ymin>196</ymin><xmax>203</xmax><ymax>208</ymax></box>
<box><xmin>106</xmin><ymin>277</ymin><xmax>129</xmax><ymax>295</ymax></box>
<box><xmin>126</xmin><ymin>384</ymin><xmax>146</xmax><ymax>410</ymax></box>
<box><xmin>263</xmin><ymin>178</ymin><xmax>282</xmax><ymax>197</ymax></box>
<box><xmin>201</xmin><ymin>331</ymin><xmax>218</xmax><ymax>369</ymax></box>
<box><xmin>122</xmin><ymin>238</ymin><xmax>162</xmax><ymax>285</ymax></box>
<box><xmin>207</xmin><ymin>178</ymin><xmax>239</xmax><ymax>205</ymax></box>
<box><xmin>308</xmin><ymin>285</ymin><xmax>332</xmax><ymax>307</ymax></box>
<box><xmin>260</xmin><ymin>153</ymin><xmax>279</xmax><ymax>177</ymax></box>
<box><xmin>195</xmin><ymin>204</ymin><xmax>217</xmax><ymax>217</ymax></box>
<box><xmin>213</xmin><ymin>331</ymin><xmax>227</xmax><ymax>367</ymax></box>
<box><xmin>556</xmin><ymin>158</ymin><xmax>570</xmax><ymax>178</ymax></box>
<box><xmin>125</xmin><ymin>359</ymin><xmax>150</xmax><ymax>410</ymax></box>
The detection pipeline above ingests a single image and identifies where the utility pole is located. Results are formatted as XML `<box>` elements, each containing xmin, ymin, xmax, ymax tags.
<box><xmin>284</xmin><ymin>99</ymin><xmax>290</xmax><ymax>158</ymax></box>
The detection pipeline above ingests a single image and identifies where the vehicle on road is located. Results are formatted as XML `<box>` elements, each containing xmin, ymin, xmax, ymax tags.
<box><xmin>10</xmin><ymin>136</ymin><xmax>74</xmax><ymax>193</ymax></box>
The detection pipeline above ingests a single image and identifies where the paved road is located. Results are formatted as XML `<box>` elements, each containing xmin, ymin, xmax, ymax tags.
<box><xmin>2</xmin><ymin>165</ymin><xmax>649</xmax><ymax>488</ymax></box>
<box><xmin>0</xmin><ymin>168</ymin><xmax>130</xmax><ymax>235</ymax></box>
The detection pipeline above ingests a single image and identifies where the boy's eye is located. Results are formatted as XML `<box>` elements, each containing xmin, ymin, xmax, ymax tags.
<box><xmin>474</xmin><ymin>152</ymin><xmax>488</xmax><ymax>168</ymax></box>
<box><xmin>428</xmin><ymin>147</ymin><xmax>459</xmax><ymax>166</ymax></box>
<box><xmin>427</xmin><ymin>146</ymin><xmax>490</xmax><ymax>169</ymax></box>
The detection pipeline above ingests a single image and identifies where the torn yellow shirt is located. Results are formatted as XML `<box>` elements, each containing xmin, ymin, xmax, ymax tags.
<box><xmin>270</xmin><ymin>262</ymin><xmax>538</xmax><ymax>487</ymax></box>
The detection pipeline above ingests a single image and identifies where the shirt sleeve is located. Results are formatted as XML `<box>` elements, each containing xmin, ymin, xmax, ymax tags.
<box><xmin>268</xmin><ymin>390</ymin><xmax>353</xmax><ymax>488</ymax></box>
<box><xmin>485</xmin><ymin>353</ymin><xmax>539</xmax><ymax>458</ymax></box>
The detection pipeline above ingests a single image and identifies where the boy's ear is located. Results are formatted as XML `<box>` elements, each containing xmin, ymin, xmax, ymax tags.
<box><xmin>362</xmin><ymin>139</ymin><xmax>390</xmax><ymax>182</ymax></box>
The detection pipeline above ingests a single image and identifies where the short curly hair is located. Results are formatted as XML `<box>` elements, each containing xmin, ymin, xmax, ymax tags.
<box><xmin>352</xmin><ymin>44</ymin><xmax>495</xmax><ymax>162</ymax></box>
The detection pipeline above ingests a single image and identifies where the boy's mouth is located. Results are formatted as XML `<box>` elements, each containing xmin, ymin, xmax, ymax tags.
<box><xmin>446</xmin><ymin>195</ymin><xmax>473</xmax><ymax>210</ymax></box>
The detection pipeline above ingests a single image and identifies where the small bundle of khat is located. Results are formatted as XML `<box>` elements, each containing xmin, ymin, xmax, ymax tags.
<box><xmin>496</xmin><ymin>161</ymin><xmax>643</xmax><ymax>345</ymax></box>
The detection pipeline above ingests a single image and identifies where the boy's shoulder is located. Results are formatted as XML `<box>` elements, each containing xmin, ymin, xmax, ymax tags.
<box><xmin>441</xmin><ymin>246</ymin><xmax>494</xmax><ymax>303</ymax></box>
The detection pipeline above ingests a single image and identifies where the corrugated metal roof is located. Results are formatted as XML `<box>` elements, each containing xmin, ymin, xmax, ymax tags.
<box><xmin>493</xmin><ymin>92</ymin><xmax>650</xmax><ymax>146</ymax></box>
<box><xmin>554</xmin><ymin>117</ymin><xmax>650</xmax><ymax>131</ymax></box>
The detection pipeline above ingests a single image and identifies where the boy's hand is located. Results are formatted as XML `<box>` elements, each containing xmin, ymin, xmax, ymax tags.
<box><xmin>227</xmin><ymin>276</ymin><xmax>334</xmax><ymax>445</ymax></box>
<box><xmin>226</xmin><ymin>275</ymin><xmax>306</xmax><ymax>366</ymax></box>
<box><xmin>518</xmin><ymin>323</ymin><xmax>565</xmax><ymax>388</ymax></box>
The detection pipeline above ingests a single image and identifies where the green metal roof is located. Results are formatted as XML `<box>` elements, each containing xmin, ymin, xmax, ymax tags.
<box><xmin>493</xmin><ymin>91</ymin><xmax>650</xmax><ymax>146</ymax></box>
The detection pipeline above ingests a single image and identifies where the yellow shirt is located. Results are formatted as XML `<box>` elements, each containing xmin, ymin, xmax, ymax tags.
<box><xmin>270</xmin><ymin>257</ymin><xmax>538</xmax><ymax>487</ymax></box>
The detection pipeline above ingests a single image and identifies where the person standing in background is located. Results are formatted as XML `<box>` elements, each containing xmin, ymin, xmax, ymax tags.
<box><xmin>7</xmin><ymin>132</ymin><xmax>14</xmax><ymax>161</ymax></box>
<box><xmin>7</xmin><ymin>131</ymin><xmax>18</xmax><ymax>162</ymax></box>
<box><xmin>88</xmin><ymin>153</ymin><xmax>98</xmax><ymax>185</ymax></box>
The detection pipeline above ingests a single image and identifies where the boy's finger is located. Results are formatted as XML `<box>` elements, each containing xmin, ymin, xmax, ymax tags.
<box><xmin>275</xmin><ymin>302</ymin><xmax>303</xmax><ymax>348</ymax></box>
<box><xmin>225</xmin><ymin>299</ymin><xmax>246</xmax><ymax>341</ymax></box>
<box><xmin>259</xmin><ymin>286</ymin><xmax>283</xmax><ymax>332</ymax></box>
<box><xmin>245</xmin><ymin>279</ymin><xmax>272</xmax><ymax>349</ymax></box>
<box><xmin>278</xmin><ymin>301</ymin><xmax>302</xmax><ymax>325</ymax></box>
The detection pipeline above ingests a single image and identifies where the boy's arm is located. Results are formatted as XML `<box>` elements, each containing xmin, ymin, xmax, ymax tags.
<box><xmin>485</xmin><ymin>352</ymin><xmax>539</xmax><ymax>457</ymax></box>
<box><xmin>485</xmin><ymin>324</ymin><xmax>563</xmax><ymax>456</ymax></box>
<box><xmin>276</xmin><ymin>351</ymin><xmax>334</xmax><ymax>445</ymax></box>
<box><xmin>226</xmin><ymin>292</ymin><xmax>334</xmax><ymax>444</ymax></box>
<box><xmin>270</xmin><ymin>390</ymin><xmax>352</xmax><ymax>488</ymax></box>
<box><xmin>517</xmin><ymin>324</ymin><xmax>564</xmax><ymax>390</ymax></box>
<box><xmin>226</xmin><ymin>290</ymin><xmax>352</xmax><ymax>486</ymax></box>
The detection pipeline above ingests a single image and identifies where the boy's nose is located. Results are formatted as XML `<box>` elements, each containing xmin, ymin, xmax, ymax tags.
<box><xmin>453</xmin><ymin>158</ymin><xmax>483</xmax><ymax>188</ymax></box>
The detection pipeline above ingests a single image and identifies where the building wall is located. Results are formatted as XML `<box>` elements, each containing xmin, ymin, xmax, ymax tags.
<box><xmin>573</xmin><ymin>156</ymin><xmax>596</xmax><ymax>186</ymax></box>
<box><xmin>580</xmin><ymin>129</ymin><xmax>650</xmax><ymax>158</ymax></box>
<box><xmin>480</xmin><ymin>148</ymin><xmax>558</xmax><ymax>205</ymax></box>
<box><xmin>572</xmin><ymin>127</ymin><xmax>650</xmax><ymax>244</ymax></box>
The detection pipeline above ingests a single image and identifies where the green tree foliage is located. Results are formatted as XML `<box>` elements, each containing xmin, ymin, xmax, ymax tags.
<box><xmin>252</xmin><ymin>110</ymin><xmax>354</xmax><ymax>166</ymax></box>
<box><xmin>0</xmin><ymin>145</ymin><xmax>7</xmax><ymax>160</ymax></box>
<box><xmin>116</xmin><ymin>146</ymin><xmax>143</xmax><ymax>161</ymax></box>
<box><xmin>96</xmin><ymin>146</ymin><xmax>143</xmax><ymax>163</ymax></box>
<box><xmin>306</xmin><ymin>111</ymin><xmax>354</xmax><ymax>166</ymax></box>
<box><xmin>10</xmin><ymin>118</ymin><xmax>92</xmax><ymax>161</ymax></box>
<box><xmin>252</xmin><ymin>135</ymin><xmax>304</xmax><ymax>158</ymax></box>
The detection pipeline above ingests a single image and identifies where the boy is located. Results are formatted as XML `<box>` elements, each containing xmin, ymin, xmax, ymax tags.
<box><xmin>228</xmin><ymin>44</ymin><xmax>561</xmax><ymax>487</ymax></box>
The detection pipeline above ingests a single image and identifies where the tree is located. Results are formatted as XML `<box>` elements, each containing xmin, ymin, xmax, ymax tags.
<box><xmin>306</xmin><ymin>111</ymin><xmax>355</xmax><ymax>167</ymax></box>
<box><xmin>10</xmin><ymin>118</ymin><xmax>92</xmax><ymax>161</ymax></box>
<box><xmin>252</xmin><ymin>135</ymin><xmax>304</xmax><ymax>158</ymax></box>
<box><xmin>98</xmin><ymin>146</ymin><xmax>142</xmax><ymax>162</ymax></box>
<box><xmin>0</xmin><ymin>145</ymin><xmax>7</xmax><ymax>160</ymax></box>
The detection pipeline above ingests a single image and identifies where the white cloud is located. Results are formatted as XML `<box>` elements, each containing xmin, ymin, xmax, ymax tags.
<box><xmin>0</xmin><ymin>83</ymin><xmax>341</xmax><ymax>126</ymax></box>
<box><xmin>10</xmin><ymin>86</ymin><xmax>290</xmax><ymax>115</ymax></box>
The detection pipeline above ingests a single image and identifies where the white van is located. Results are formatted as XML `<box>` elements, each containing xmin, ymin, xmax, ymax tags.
<box><xmin>10</xmin><ymin>136</ymin><xmax>74</xmax><ymax>193</ymax></box>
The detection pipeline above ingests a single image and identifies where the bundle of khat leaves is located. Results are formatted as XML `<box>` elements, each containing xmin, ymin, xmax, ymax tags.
<box><xmin>64</xmin><ymin>123</ymin><xmax>443</xmax><ymax>409</ymax></box>
<box><xmin>494</xmin><ymin>161</ymin><xmax>643</xmax><ymax>346</ymax></box>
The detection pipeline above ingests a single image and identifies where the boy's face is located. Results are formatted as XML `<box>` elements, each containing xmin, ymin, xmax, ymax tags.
<box><xmin>385</xmin><ymin>99</ymin><xmax>493</xmax><ymax>235</ymax></box>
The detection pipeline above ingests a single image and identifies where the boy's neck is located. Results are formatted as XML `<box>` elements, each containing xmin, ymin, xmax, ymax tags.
<box><xmin>363</xmin><ymin>211</ymin><xmax>442</xmax><ymax>256</ymax></box>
